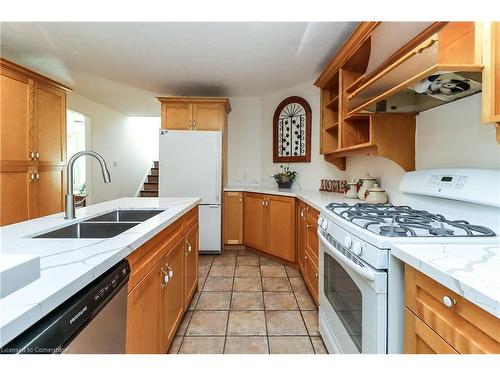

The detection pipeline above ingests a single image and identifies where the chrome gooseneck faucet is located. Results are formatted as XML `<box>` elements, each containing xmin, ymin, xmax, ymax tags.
<box><xmin>65</xmin><ymin>151</ymin><xmax>111</xmax><ymax>219</ymax></box>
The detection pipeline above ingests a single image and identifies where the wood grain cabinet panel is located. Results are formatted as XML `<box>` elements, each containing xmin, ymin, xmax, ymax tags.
<box><xmin>267</xmin><ymin>195</ymin><xmax>296</xmax><ymax>262</ymax></box>
<box><xmin>303</xmin><ymin>250</ymin><xmax>319</xmax><ymax>305</ymax></box>
<box><xmin>192</xmin><ymin>103</ymin><xmax>224</xmax><ymax>130</ymax></box>
<box><xmin>0</xmin><ymin>170</ymin><xmax>33</xmax><ymax>226</ymax></box>
<box><xmin>33</xmin><ymin>83</ymin><xmax>66</xmax><ymax>164</ymax></box>
<box><xmin>305</xmin><ymin>206</ymin><xmax>319</xmax><ymax>262</ymax></box>
<box><xmin>223</xmin><ymin>191</ymin><xmax>243</xmax><ymax>245</ymax></box>
<box><xmin>126</xmin><ymin>260</ymin><xmax>163</xmax><ymax>354</ymax></box>
<box><xmin>405</xmin><ymin>265</ymin><xmax>500</xmax><ymax>354</ymax></box>
<box><xmin>296</xmin><ymin>200</ymin><xmax>307</xmax><ymax>273</ymax></box>
<box><xmin>0</xmin><ymin>71</ymin><xmax>30</xmax><ymax>162</ymax></box>
<box><xmin>243</xmin><ymin>192</ymin><xmax>267</xmax><ymax>251</ymax></box>
<box><xmin>162</xmin><ymin>102</ymin><xmax>192</xmax><ymax>130</ymax></box>
<box><xmin>36</xmin><ymin>167</ymin><xmax>65</xmax><ymax>217</ymax></box>
<box><xmin>160</xmin><ymin>239</ymin><xmax>185</xmax><ymax>353</ymax></box>
<box><xmin>184</xmin><ymin>224</ymin><xmax>198</xmax><ymax>309</ymax></box>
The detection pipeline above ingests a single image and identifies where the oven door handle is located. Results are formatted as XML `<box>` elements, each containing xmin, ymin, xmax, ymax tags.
<box><xmin>318</xmin><ymin>229</ymin><xmax>376</xmax><ymax>282</ymax></box>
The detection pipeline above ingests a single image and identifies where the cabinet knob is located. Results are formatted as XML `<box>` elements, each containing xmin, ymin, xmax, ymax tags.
<box><xmin>188</xmin><ymin>120</ymin><xmax>192</xmax><ymax>129</ymax></box>
<box><xmin>35</xmin><ymin>151</ymin><xmax>39</xmax><ymax>160</ymax></box>
<box><xmin>29</xmin><ymin>151</ymin><xmax>35</xmax><ymax>160</ymax></box>
<box><xmin>186</xmin><ymin>242</ymin><xmax>192</xmax><ymax>254</ymax></box>
<box><xmin>29</xmin><ymin>172</ymin><xmax>36</xmax><ymax>182</ymax></box>
<box><xmin>193</xmin><ymin>120</ymin><xmax>196</xmax><ymax>129</ymax></box>
<box><xmin>442</xmin><ymin>295</ymin><xmax>456</xmax><ymax>308</ymax></box>
<box><xmin>35</xmin><ymin>172</ymin><xmax>40</xmax><ymax>181</ymax></box>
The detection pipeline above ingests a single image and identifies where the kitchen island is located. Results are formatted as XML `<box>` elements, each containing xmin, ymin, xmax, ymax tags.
<box><xmin>0</xmin><ymin>197</ymin><xmax>200</xmax><ymax>348</ymax></box>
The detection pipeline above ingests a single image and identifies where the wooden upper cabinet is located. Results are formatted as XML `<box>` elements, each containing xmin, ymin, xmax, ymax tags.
<box><xmin>160</xmin><ymin>239</ymin><xmax>185</xmax><ymax>353</ymax></box>
<box><xmin>243</xmin><ymin>192</ymin><xmax>267</xmax><ymax>251</ymax></box>
<box><xmin>482</xmin><ymin>22</ymin><xmax>500</xmax><ymax>142</ymax></box>
<box><xmin>162</xmin><ymin>102</ymin><xmax>192</xmax><ymax>130</ymax></box>
<box><xmin>184</xmin><ymin>224</ymin><xmax>198</xmax><ymax>309</ymax></box>
<box><xmin>158</xmin><ymin>97</ymin><xmax>231</xmax><ymax>131</ymax></box>
<box><xmin>267</xmin><ymin>195</ymin><xmax>296</xmax><ymax>262</ymax></box>
<box><xmin>126</xmin><ymin>260</ymin><xmax>163</xmax><ymax>354</ymax></box>
<box><xmin>223</xmin><ymin>191</ymin><xmax>243</xmax><ymax>245</ymax></box>
<box><xmin>405</xmin><ymin>265</ymin><xmax>500</xmax><ymax>354</ymax></box>
<box><xmin>33</xmin><ymin>82</ymin><xmax>66</xmax><ymax>164</ymax></box>
<box><xmin>0</xmin><ymin>70</ymin><xmax>30</xmax><ymax>162</ymax></box>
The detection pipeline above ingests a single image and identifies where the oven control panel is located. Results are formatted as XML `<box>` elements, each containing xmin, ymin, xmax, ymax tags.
<box><xmin>425</xmin><ymin>174</ymin><xmax>467</xmax><ymax>190</ymax></box>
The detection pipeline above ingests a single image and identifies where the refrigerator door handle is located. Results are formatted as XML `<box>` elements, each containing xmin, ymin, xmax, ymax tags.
<box><xmin>215</xmin><ymin>135</ymin><xmax>221</xmax><ymax>203</ymax></box>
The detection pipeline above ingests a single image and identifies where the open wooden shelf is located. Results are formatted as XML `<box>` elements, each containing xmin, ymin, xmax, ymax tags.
<box><xmin>325</xmin><ymin>95</ymin><xmax>339</xmax><ymax>109</ymax></box>
<box><xmin>324</xmin><ymin>122</ymin><xmax>338</xmax><ymax>131</ymax></box>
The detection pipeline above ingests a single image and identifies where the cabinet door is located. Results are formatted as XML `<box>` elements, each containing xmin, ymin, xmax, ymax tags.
<box><xmin>36</xmin><ymin>167</ymin><xmax>65</xmax><ymax>217</ymax></box>
<box><xmin>162</xmin><ymin>102</ymin><xmax>192</xmax><ymax>130</ymax></box>
<box><xmin>267</xmin><ymin>195</ymin><xmax>296</xmax><ymax>262</ymax></box>
<box><xmin>33</xmin><ymin>83</ymin><xmax>66</xmax><ymax>164</ymax></box>
<box><xmin>126</xmin><ymin>261</ymin><xmax>163</xmax><ymax>354</ymax></box>
<box><xmin>404</xmin><ymin>308</ymin><xmax>458</xmax><ymax>354</ymax></box>
<box><xmin>223</xmin><ymin>191</ymin><xmax>243</xmax><ymax>244</ymax></box>
<box><xmin>184</xmin><ymin>224</ymin><xmax>199</xmax><ymax>309</ymax></box>
<box><xmin>243</xmin><ymin>193</ymin><xmax>267</xmax><ymax>251</ymax></box>
<box><xmin>305</xmin><ymin>206</ymin><xmax>319</xmax><ymax>262</ymax></box>
<box><xmin>297</xmin><ymin>200</ymin><xmax>307</xmax><ymax>273</ymax></box>
<box><xmin>0</xmin><ymin>70</ymin><xmax>31</xmax><ymax>162</ymax></box>
<box><xmin>0</xmin><ymin>168</ymin><xmax>36</xmax><ymax>225</ymax></box>
<box><xmin>161</xmin><ymin>239</ymin><xmax>185</xmax><ymax>353</ymax></box>
<box><xmin>303</xmin><ymin>251</ymin><xmax>319</xmax><ymax>305</ymax></box>
<box><xmin>192</xmin><ymin>103</ymin><xmax>224</xmax><ymax>131</ymax></box>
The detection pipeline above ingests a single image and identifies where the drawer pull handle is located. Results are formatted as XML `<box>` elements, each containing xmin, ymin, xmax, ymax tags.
<box><xmin>442</xmin><ymin>295</ymin><xmax>456</xmax><ymax>308</ymax></box>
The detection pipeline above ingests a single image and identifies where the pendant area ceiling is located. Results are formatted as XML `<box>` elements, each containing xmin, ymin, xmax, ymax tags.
<box><xmin>0</xmin><ymin>22</ymin><xmax>356</xmax><ymax>115</ymax></box>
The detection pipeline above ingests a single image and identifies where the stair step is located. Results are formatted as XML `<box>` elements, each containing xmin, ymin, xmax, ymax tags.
<box><xmin>140</xmin><ymin>190</ymin><xmax>158</xmax><ymax>197</ymax></box>
<box><xmin>150</xmin><ymin>167</ymin><xmax>158</xmax><ymax>176</ymax></box>
<box><xmin>147</xmin><ymin>175</ymin><xmax>158</xmax><ymax>183</ymax></box>
<box><xmin>144</xmin><ymin>182</ymin><xmax>158</xmax><ymax>191</ymax></box>
<box><xmin>153</xmin><ymin>161</ymin><xmax>159</xmax><ymax>168</ymax></box>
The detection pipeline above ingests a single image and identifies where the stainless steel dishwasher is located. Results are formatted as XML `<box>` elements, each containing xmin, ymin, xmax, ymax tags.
<box><xmin>1</xmin><ymin>259</ymin><xmax>130</xmax><ymax>354</ymax></box>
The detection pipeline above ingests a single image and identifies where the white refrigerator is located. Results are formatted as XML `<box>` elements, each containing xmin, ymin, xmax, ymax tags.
<box><xmin>159</xmin><ymin>130</ymin><xmax>222</xmax><ymax>254</ymax></box>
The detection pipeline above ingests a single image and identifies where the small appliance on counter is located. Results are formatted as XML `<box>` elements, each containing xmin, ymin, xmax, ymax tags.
<box><xmin>159</xmin><ymin>130</ymin><xmax>222</xmax><ymax>254</ymax></box>
<box><xmin>317</xmin><ymin>168</ymin><xmax>499</xmax><ymax>354</ymax></box>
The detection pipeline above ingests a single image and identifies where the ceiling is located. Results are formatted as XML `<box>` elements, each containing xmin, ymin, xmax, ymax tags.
<box><xmin>0</xmin><ymin>22</ymin><xmax>357</xmax><ymax>115</ymax></box>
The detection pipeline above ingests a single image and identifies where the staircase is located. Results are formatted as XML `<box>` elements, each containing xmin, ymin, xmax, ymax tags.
<box><xmin>139</xmin><ymin>161</ymin><xmax>159</xmax><ymax>197</ymax></box>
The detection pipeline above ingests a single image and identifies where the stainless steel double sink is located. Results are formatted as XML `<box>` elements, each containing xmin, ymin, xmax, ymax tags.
<box><xmin>35</xmin><ymin>210</ymin><xmax>164</xmax><ymax>239</ymax></box>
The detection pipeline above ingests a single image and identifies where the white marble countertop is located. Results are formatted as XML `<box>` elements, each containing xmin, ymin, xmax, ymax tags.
<box><xmin>0</xmin><ymin>197</ymin><xmax>200</xmax><ymax>347</ymax></box>
<box><xmin>391</xmin><ymin>243</ymin><xmax>500</xmax><ymax>318</ymax></box>
<box><xmin>224</xmin><ymin>185</ymin><xmax>361</xmax><ymax>213</ymax></box>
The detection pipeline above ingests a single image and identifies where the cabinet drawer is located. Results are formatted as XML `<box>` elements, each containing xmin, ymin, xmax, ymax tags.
<box><xmin>405</xmin><ymin>265</ymin><xmax>500</xmax><ymax>353</ymax></box>
<box><xmin>404</xmin><ymin>308</ymin><xmax>458</xmax><ymax>354</ymax></box>
<box><xmin>183</xmin><ymin>206</ymin><xmax>198</xmax><ymax>233</ymax></box>
<box><xmin>127</xmin><ymin>218</ymin><xmax>184</xmax><ymax>291</ymax></box>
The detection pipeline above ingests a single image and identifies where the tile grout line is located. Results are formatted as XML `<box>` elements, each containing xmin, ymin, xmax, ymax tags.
<box><xmin>222</xmin><ymin>252</ymin><xmax>237</xmax><ymax>354</ymax></box>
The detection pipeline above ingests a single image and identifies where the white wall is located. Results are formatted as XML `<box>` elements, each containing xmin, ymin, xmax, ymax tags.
<box><xmin>67</xmin><ymin>93</ymin><xmax>160</xmax><ymax>204</ymax></box>
<box><xmin>258</xmin><ymin>81</ymin><xmax>345</xmax><ymax>189</ymax></box>
<box><xmin>227</xmin><ymin>97</ymin><xmax>262</xmax><ymax>185</ymax></box>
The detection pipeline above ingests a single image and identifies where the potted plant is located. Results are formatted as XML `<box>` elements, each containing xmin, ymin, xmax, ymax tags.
<box><xmin>272</xmin><ymin>165</ymin><xmax>297</xmax><ymax>189</ymax></box>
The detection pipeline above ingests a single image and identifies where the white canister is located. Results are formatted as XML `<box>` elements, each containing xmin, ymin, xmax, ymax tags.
<box><xmin>357</xmin><ymin>173</ymin><xmax>377</xmax><ymax>200</ymax></box>
<box><xmin>344</xmin><ymin>179</ymin><xmax>359</xmax><ymax>199</ymax></box>
<box><xmin>365</xmin><ymin>184</ymin><xmax>388</xmax><ymax>204</ymax></box>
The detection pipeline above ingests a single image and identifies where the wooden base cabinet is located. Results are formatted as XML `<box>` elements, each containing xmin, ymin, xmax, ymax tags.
<box><xmin>223</xmin><ymin>191</ymin><xmax>243</xmax><ymax>245</ymax></box>
<box><xmin>404</xmin><ymin>265</ymin><xmax>500</xmax><ymax>354</ymax></box>
<box><xmin>126</xmin><ymin>208</ymin><xmax>199</xmax><ymax>354</ymax></box>
<box><xmin>297</xmin><ymin>203</ymin><xmax>319</xmax><ymax>305</ymax></box>
<box><xmin>243</xmin><ymin>192</ymin><xmax>296</xmax><ymax>262</ymax></box>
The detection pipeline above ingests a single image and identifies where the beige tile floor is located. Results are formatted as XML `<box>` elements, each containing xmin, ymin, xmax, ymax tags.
<box><xmin>168</xmin><ymin>247</ymin><xmax>328</xmax><ymax>354</ymax></box>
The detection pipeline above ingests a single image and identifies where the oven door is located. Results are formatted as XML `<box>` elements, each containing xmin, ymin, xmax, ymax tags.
<box><xmin>318</xmin><ymin>229</ymin><xmax>387</xmax><ymax>354</ymax></box>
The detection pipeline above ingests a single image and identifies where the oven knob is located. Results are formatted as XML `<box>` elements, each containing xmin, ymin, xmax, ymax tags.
<box><xmin>321</xmin><ymin>219</ymin><xmax>328</xmax><ymax>231</ymax></box>
<box><xmin>353</xmin><ymin>242</ymin><xmax>363</xmax><ymax>256</ymax></box>
<box><xmin>344</xmin><ymin>236</ymin><xmax>352</xmax><ymax>249</ymax></box>
<box><xmin>317</xmin><ymin>217</ymin><xmax>323</xmax><ymax>226</ymax></box>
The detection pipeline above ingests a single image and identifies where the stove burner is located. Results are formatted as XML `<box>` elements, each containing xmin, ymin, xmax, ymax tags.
<box><xmin>326</xmin><ymin>202</ymin><xmax>496</xmax><ymax>238</ymax></box>
<box><xmin>379</xmin><ymin>225</ymin><xmax>410</xmax><ymax>237</ymax></box>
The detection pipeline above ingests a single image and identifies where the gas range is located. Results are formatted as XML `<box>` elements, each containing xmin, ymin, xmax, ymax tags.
<box><xmin>325</xmin><ymin>202</ymin><xmax>496</xmax><ymax>238</ymax></box>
